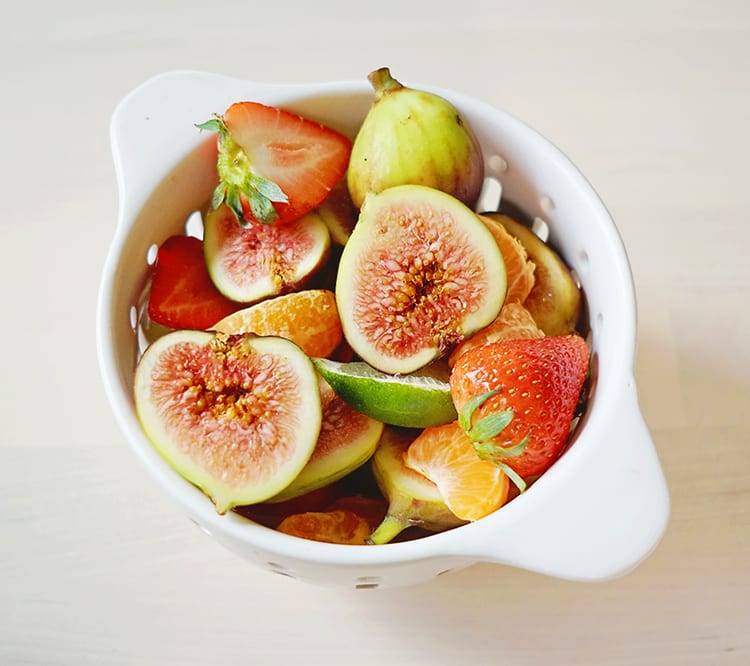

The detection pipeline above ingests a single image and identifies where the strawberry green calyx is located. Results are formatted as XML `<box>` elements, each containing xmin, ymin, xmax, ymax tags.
<box><xmin>196</xmin><ymin>116</ymin><xmax>288</xmax><ymax>226</ymax></box>
<box><xmin>458</xmin><ymin>389</ymin><xmax>528</xmax><ymax>493</ymax></box>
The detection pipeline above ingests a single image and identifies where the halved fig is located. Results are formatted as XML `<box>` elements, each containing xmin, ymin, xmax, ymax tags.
<box><xmin>268</xmin><ymin>377</ymin><xmax>384</xmax><ymax>503</ymax></box>
<box><xmin>335</xmin><ymin>184</ymin><xmax>506</xmax><ymax>374</ymax></box>
<box><xmin>134</xmin><ymin>330</ymin><xmax>322</xmax><ymax>513</ymax></box>
<box><xmin>204</xmin><ymin>204</ymin><xmax>330</xmax><ymax>303</ymax></box>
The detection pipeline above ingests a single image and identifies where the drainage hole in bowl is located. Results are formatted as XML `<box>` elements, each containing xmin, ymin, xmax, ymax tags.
<box><xmin>487</xmin><ymin>154</ymin><xmax>508</xmax><ymax>175</ymax></box>
<box><xmin>531</xmin><ymin>216</ymin><xmax>550</xmax><ymax>243</ymax></box>
<box><xmin>185</xmin><ymin>210</ymin><xmax>204</xmax><ymax>240</ymax></box>
<box><xmin>577</xmin><ymin>249</ymin><xmax>590</xmax><ymax>274</ymax></box>
<box><xmin>539</xmin><ymin>194</ymin><xmax>555</xmax><ymax>216</ymax></box>
<box><xmin>129</xmin><ymin>305</ymin><xmax>138</xmax><ymax>332</ymax></box>
<box><xmin>354</xmin><ymin>576</ymin><xmax>382</xmax><ymax>589</ymax></box>
<box><xmin>475</xmin><ymin>175</ymin><xmax>503</xmax><ymax>213</ymax></box>
<box><xmin>594</xmin><ymin>311</ymin><xmax>604</xmax><ymax>335</ymax></box>
<box><xmin>188</xmin><ymin>517</ymin><xmax>213</xmax><ymax>537</ymax></box>
<box><xmin>267</xmin><ymin>561</ymin><xmax>297</xmax><ymax>578</ymax></box>
<box><xmin>146</xmin><ymin>243</ymin><xmax>158</xmax><ymax>266</ymax></box>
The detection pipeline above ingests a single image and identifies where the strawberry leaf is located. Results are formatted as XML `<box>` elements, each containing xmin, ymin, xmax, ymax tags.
<box><xmin>458</xmin><ymin>389</ymin><xmax>501</xmax><ymax>431</ymax></box>
<box><xmin>459</xmin><ymin>388</ymin><xmax>515</xmax><ymax>441</ymax></box>
<box><xmin>473</xmin><ymin>434</ymin><xmax>530</xmax><ymax>494</ymax></box>
<box><xmin>494</xmin><ymin>462</ymin><xmax>527</xmax><ymax>494</ymax></box>
<box><xmin>250</xmin><ymin>175</ymin><xmax>288</xmax><ymax>204</ymax></box>
<box><xmin>240</xmin><ymin>175</ymin><xmax>289</xmax><ymax>226</ymax></box>
<box><xmin>243</xmin><ymin>188</ymin><xmax>278</xmax><ymax>227</ymax></box>
<box><xmin>458</xmin><ymin>388</ymin><xmax>529</xmax><ymax>494</ymax></box>
<box><xmin>196</xmin><ymin>114</ymin><xmax>289</xmax><ymax>226</ymax></box>
<box><xmin>210</xmin><ymin>183</ymin><xmax>226</xmax><ymax>211</ymax></box>
<box><xmin>474</xmin><ymin>433</ymin><xmax>530</xmax><ymax>460</ymax></box>
<box><xmin>195</xmin><ymin>118</ymin><xmax>224</xmax><ymax>133</ymax></box>
<box><xmin>225</xmin><ymin>186</ymin><xmax>244</xmax><ymax>223</ymax></box>
<box><xmin>467</xmin><ymin>410</ymin><xmax>514</xmax><ymax>442</ymax></box>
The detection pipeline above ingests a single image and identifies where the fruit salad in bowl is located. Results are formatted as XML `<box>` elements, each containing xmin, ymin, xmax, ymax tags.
<box><xmin>97</xmin><ymin>68</ymin><xmax>669</xmax><ymax>588</ymax></box>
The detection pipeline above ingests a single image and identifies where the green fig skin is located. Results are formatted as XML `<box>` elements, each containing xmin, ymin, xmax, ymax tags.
<box><xmin>266</xmin><ymin>378</ymin><xmax>384</xmax><ymax>503</ymax></box>
<box><xmin>368</xmin><ymin>427</ymin><xmax>466</xmax><ymax>544</ymax></box>
<box><xmin>347</xmin><ymin>67</ymin><xmax>485</xmax><ymax>210</ymax></box>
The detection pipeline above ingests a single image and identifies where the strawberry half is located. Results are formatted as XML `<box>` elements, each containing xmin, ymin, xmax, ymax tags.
<box><xmin>147</xmin><ymin>235</ymin><xmax>242</xmax><ymax>330</ymax></box>
<box><xmin>197</xmin><ymin>101</ymin><xmax>352</xmax><ymax>226</ymax></box>
<box><xmin>449</xmin><ymin>335</ymin><xmax>590</xmax><ymax>482</ymax></box>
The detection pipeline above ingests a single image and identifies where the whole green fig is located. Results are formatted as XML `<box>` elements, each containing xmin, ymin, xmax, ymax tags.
<box><xmin>347</xmin><ymin>67</ymin><xmax>484</xmax><ymax>209</ymax></box>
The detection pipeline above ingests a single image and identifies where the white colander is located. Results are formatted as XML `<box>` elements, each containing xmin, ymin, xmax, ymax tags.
<box><xmin>97</xmin><ymin>70</ymin><xmax>669</xmax><ymax>589</ymax></box>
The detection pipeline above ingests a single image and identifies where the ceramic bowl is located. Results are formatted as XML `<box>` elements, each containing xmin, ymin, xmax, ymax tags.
<box><xmin>97</xmin><ymin>70</ymin><xmax>669</xmax><ymax>588</ymax></box>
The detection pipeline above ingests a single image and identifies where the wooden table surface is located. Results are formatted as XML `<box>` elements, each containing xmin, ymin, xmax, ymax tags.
<box><xmin>2</xmin><ymin>1</ymin><xmax>748</xmax><ymax>663</ymax></box>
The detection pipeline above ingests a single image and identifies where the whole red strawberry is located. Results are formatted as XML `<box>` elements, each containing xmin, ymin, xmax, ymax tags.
<box><xmin>449</xmin><ymin>335</ymin><xmax>589</xmax><ymax>480</ymax></box>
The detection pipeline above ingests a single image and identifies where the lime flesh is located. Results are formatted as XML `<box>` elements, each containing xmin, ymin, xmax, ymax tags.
<box><xmin>312</xmin><ymin>358</ymin><xmax>457</xmax><ymax>428</ymax></box>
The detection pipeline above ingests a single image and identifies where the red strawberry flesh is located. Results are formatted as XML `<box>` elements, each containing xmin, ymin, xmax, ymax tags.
<box><xmin>449</xmin><ymin>335</ymin><xmax>590</xmax><ymax>478</ymax></box>
<box><xmin>220</xmin><ymin>102</ymin><xmax>352</xmax><ymax>225</ymax></box>
<box><xmin>147</xmin><ymin>235</ymin><xmax>241</xmax><ymax>330</ymax></box>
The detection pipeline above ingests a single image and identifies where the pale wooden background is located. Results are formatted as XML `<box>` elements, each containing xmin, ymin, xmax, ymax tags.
<box><xmin>1</xmin><ymin>1</ymin><xmax>748</xmax><ymax>663</ymax></box>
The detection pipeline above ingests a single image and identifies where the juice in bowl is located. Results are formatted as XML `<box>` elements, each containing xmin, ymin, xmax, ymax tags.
<box><xmin>97</xmin><ymin>68</ymin><xmax>669</xmax><ymax>588</ymax></box>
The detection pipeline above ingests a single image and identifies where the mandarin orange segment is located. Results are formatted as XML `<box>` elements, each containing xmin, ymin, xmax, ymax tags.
<box><xmin>448</xmin><ymin>301</ymin><xmax>545</xmax><ymax>366</ymax></box>
<box><xmin>479</xmin><ymin>214</ymin><xmax>536</xmax><ymax>305</ymax></box>
<box><xmin>212</xmin><ymin>288</ymin><xmax>343</xmax><ymax>358</ymax></box>
<box><xmin>276</xmin><ymin>509</ymin><xmax>371</xmax><ymax>544</ymax></box>
<box><xmin>403</xmin><ymin>421</ymin><xmax>509</xmax><ymax>521</ymax></box>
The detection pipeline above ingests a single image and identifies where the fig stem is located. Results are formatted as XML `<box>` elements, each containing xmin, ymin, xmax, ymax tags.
<box><xmin>367</xmin><ymin>513</ymin><xmax>407</xmax><ymax>545</ymax></box>
<box><xmin>368</xmin><ymin>67</ymin><xmax>403</xmax><ymax>100</ymax></box>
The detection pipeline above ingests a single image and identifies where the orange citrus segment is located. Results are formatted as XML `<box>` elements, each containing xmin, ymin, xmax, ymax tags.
<box><xmin>479</xmin><ymin>214</ymin><xmax>536</xmax><ymax>304</ymax></box>
<box><xmin>403</xmin><ymin>421</ymin><xmax>510</xmax><ymax>521</ymax></box>
<box><xmin>276</xmin><ymin>509</ymin><xmax>371</xmax><ymax>544</ymax></box>
<box><xmin>448</xmin><ymin>301</ymin><xmax>545</xmax><ymax>366</ymax></box>
<box><xmin>212</xmin><ymin>289</ymin><xmax>343</xmax><ymax>358</ymax></box>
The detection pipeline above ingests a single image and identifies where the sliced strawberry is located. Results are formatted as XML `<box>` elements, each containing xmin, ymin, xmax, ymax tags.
<box><xmin>197</xmin><ymin>102</ymin><xmax>352</xmax><ymax>226</ymax></box>
<box><xmin>449</xmin><ymin>335</ymin><xmax>590</xmax><ymax>481</ymax></box>
<box><xmin>147</xmin><ymin>235</ymin><xmax>241</xmax><ymax>330</ymax></box>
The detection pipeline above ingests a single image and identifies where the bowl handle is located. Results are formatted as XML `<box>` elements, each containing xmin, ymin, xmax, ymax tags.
<box><xmin>468</xmin><ymin>379</ymin><xmax>669</xmax><ymax>581</ymax></box>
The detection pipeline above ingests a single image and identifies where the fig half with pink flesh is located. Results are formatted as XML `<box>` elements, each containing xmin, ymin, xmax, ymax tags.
<box><xmin>204</xmin><ymin>204</ymin><xmax>330</xmax><ymax>303</ymax></box>
<box><xmin>134</xmin><ymin>330</ymin><xmax>322</xmax><ymax>513</ymax></box>
<box><xmin>335</xmin><ymin>184</ymin><xmax>507</xmax><ymax>374</ymax></box>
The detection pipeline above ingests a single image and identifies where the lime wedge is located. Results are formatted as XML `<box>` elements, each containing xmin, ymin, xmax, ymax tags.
<box><xmin>312</xmin><ymin>358</ymin><xmax>458</xmax><ymax>428</ymax></box>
